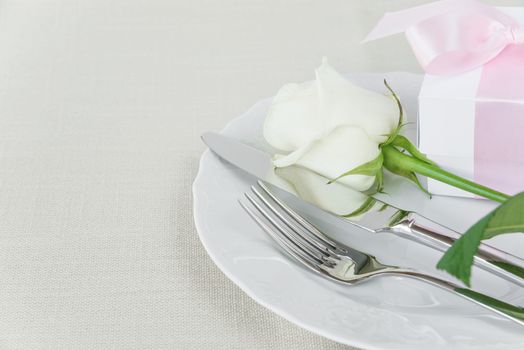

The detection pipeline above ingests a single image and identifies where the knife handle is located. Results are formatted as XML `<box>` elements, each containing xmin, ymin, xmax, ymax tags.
<box><xmin>389</xmin><ymin>212</ymin><xmax>524</xmax><ymax>287</ymax></box>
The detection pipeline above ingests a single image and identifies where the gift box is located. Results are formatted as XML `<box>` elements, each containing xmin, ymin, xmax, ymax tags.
<box><xmin>366</xmin><ymin>1</ymin><xmax>524</xmax><ymax>198</ymax></box>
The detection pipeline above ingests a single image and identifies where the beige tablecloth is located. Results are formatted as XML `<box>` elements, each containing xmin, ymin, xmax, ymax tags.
<box><xmin>1</xmin><ymin>0</ymin><xmax>523</xmax><ymax>349</ymax></box>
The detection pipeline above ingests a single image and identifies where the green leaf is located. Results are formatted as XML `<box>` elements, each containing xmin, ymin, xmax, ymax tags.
<box><xmin>378</xmin><ymin>203</ymin><xmax>389</xmax><ymax>212</ymax></box>
<box><xmin>437</xmin><ymin>192</ymin><xmax>524</xmax><ymax>286</ymax></box>
<box><xmin>492</xmin><ymin>261</ymin><xmax>524</xmax><ymax>279</ymax></box>
<box><xmin>343</xmin><ymin>197</ymin><xmax>377</xmax><ymax>218</ymax></box>
<box><xmin>383</xmin><ymin>152</ymin><xmax>431</xmax><ymax>197</ymax></box>
<box><xmin>390</xmin><ymin>135</ymin><xmax>437</xmax><ymax>166</ymax></box>
<box><xmin>374</xmin><ymin>169</ymin><xmax>384</xmax><ymax>193</ymax></box>
<box><xmin>381</xmin><ymin>80</ymin><xmax>404</xmax><ymax>147</ymax></box>
<box><xmin>388</xmin><ymin>209</ymin><xmax>410</xmax><ymax>227</ymax></box>
<box><xmin>328</xmin><ymin>153</ymin><xmax>383</xmax><ymax>184</ymax></box>
<box><xmin>436</xmin><ymin>215</ymin><xmax>491</xmax><ymax>286</ymax></box>
<box><xmin>483</xmin><ymin>192</ymin><xmax>524</xmax><ymax>238</ymax></box>
<box><xmin>405</xmin><ymin>172</ymin><xmax>432</xmax><ymax>197</ymax></box>
<box><xmin>455</xmin><ymin>288</ymin><xmax>524</xmax><ymax>321</ymax></box>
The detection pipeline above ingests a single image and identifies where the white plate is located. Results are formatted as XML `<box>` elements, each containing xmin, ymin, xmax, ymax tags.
<box><xmin>193</xmin><ymin>73</ymin><xmax>524</xmax><ymax>350</ymax></box>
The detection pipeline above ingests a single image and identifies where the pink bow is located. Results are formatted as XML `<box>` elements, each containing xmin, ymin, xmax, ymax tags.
<box><xmin>364</xmin><ymin>0</ymin><xmax>524</xmax><ymax>75</ymax></box>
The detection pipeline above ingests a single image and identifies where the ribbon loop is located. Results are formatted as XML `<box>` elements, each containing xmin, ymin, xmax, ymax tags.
<box><xmin>364</xmin><ymin>0</ymin><xmax>523</xmax><ymax>75</ymax></box>
<box><xmin>510</xmin><ymin>27</ymin><xmax>524</xmax><ymax>43</ymax></box>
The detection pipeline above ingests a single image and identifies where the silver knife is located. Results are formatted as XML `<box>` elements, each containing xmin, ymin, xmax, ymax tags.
<box><xmin>202</xmin><ymin>131</ymin><xmax>524</xmax><ymax>286</ymax></box>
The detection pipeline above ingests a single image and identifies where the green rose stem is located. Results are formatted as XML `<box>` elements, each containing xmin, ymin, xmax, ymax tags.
<box><xmin>382</xmin><ymin>145</ymin><xmax>510</xmax><ymax>203</ymax></box>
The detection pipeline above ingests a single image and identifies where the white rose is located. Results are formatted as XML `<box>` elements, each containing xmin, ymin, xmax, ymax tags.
<box><xmin>264</xmin><ymin>58</ymin><xmax>399</xmax><ymax>214</ymax></box>
<box><xmin>275</xmin><ymin>165</ymin><xmax>370</xmax><ymax>216</ymax></box>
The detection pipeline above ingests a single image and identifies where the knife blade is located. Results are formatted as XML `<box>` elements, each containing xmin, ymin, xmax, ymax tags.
<box><xmin>202</xmin><ymin>131</ymin><xmax>524</xmax><ymax>286</ymax></box>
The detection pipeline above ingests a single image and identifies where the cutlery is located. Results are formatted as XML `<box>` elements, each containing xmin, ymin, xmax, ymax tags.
<box><xmin>240</xmin><ymin>181</ymin><xmax>524</xmax><ymax>327</ymax></box>
<box><xmin>202</xmin><ymin>132</ymin><xmax>524</xmax><ymax>286</ymax></box>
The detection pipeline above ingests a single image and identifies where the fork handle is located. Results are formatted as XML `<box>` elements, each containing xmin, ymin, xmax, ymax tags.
<box><xmin>388</xmin><ymin>270</ymin><xmax>524</xmax><ymax>327</ymax></box>
<box><xmin>390</xmin><ymin>213</ymin><xmax>524</xmax><ymax>287</ymax></box>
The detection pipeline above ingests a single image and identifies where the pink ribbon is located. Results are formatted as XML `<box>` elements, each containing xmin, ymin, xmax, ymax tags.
<box><xmin>366</xmin><ymin>0</ymin><xmax>524</xmax><ymax>194</ymax></box>
<box><xmin>364</xmin><ymin>0</ymin><xmax>524</xmax><ymax>75</ymax></box>
<box><xmin>474</xmin><ymin>44</ymin><xmax>524</xmax><ymax>195</ymax></box>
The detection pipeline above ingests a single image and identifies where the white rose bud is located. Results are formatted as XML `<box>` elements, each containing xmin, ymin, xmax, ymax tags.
<box><xmin>264</xmin><ymin>58</ymin><xmax>399</xmax><ymax>214</ymax></box>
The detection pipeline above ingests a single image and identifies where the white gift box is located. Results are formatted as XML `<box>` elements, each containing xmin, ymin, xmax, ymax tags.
<box><xmin>418</xmin><ymin>7</ymin><xmax>524</xmax><ymax>198</ymax></box>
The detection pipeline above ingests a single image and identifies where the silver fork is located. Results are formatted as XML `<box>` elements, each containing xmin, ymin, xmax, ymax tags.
<box><xmin>239</xmin><ymin>181</ymin><xmax>524</xmax><ymax>327</ymax></box>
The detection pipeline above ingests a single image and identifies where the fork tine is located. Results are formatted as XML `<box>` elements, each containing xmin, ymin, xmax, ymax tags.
<box><xmin>250</xmin><ymin>185</ymin><xmax>336</xmax><ymax>257</ymax></box>
<box><xmin>256</xmin><ymin>181</ymin><xmax>338</xmax><ymax>250</ymax></box>
<box><xmin>238</xmin><ymin>199</ymin><xmax>323</xmax><ymax>273</ymax></box>
<box><xmin>243</xmin><ymin>193</ymin><xmax>330</xmax><ymax>263</ymax></box>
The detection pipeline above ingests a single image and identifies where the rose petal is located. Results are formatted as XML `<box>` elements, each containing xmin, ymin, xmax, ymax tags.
<box><xmin>275</xmin><ymin>165</ymin><xmax>370</xmax><ymax>216</ymax></box>
<box><xmin>263</xmin><ymin>81</ymin><xmax>322</xmax><ymax>152</ymax></box>
<box><xmin>273</xmin><ymin>125</ymin><xmax>380</xmax><ymax>192</ymax></box>
<box><xmin>263</xmin><ymin>59</ymin><xmax>400</xmax><ymax>153</ymax></box>
<box><xmin>316</xmin><ymin>58</ymin><xmax>399</xmax><ymax>143</ymax></box>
